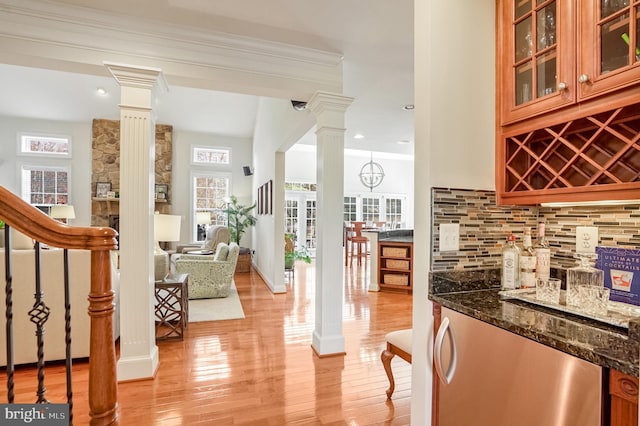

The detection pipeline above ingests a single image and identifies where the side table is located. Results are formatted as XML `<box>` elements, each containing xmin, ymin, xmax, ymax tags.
<box><xmin>154</xmin><ymin>273</ymin><xmax>189</xmax><ymax>340</ymax></box>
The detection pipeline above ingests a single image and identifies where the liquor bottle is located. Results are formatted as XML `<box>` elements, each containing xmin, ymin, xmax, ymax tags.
<box><xmin>501</xmin><ymin>234</ymin><xmax>520</xmax><ymax>290</ymax></box>
<box><xmin>534</xmin><ymin>223</ymin><xmax>551</xmax><ymax>281</ymax></box>
<box><xmin>519</xmin><ymin>227</ymin><xmax>537</xmax><ymax>288</ymax></box>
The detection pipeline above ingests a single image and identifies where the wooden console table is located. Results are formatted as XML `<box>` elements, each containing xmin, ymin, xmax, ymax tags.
<box><xmin>154</xmin><ymin>273</ymin><xmax>189</xmax><ymax>340</ymax></box>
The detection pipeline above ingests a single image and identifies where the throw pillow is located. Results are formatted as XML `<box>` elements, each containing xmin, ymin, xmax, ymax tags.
<box><xmin>201</xmin><ymin>229</ymin><xmax>215</xmax><ymax>250</ymax></box>
<box><xmin>214</xmin><ymin>243</ymin><xmax>229</xmax><ymax>261</ymax></box>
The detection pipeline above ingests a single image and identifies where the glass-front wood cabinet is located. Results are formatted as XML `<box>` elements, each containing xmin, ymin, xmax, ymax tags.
<box><xmin>499</xmin><ymin>0</ymin><xmax>575</xmax><ymax>124</ymax></box>
<box><xmin>580</xmin><ymin>0</ymin><xmax>640</xmax><ymax>99</ymax></box>
<box><xmin>496</xmin><ymin>0</ymin><xmax>640</xmax><ymax>205</ymax></box>
<box><xmin>499</xmin><ymin>0</ymin><xmax>640</xmax><ymax>125</ymax></box>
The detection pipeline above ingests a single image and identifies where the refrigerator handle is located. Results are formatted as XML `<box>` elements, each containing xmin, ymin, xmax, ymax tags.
<box><xmin>433</xmin><ymin>316</ymin><xmax>457</xmax><ymax>385</ymax></box>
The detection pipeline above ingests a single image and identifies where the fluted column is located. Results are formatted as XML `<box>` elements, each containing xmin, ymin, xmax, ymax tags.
<box><xmin>105</xmin><ymin>62</ymin><xmax>167</xmax><ymax>381</ymax></box>
<box><xmin>307</xmin><ymin>91</ymin><xmax>353</xmax><ymax>356</ymax></box>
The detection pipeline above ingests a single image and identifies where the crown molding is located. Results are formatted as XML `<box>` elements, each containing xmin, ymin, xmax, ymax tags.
<box><xmin>0</xmin><ymin>0</ymin><xmax>343</xmax><ymax>99</ymax></box>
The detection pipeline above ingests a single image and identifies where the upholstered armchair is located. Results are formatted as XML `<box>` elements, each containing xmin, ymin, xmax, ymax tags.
<box><xmin>175</xmin><ymin>242</ymin><xmax>240</xmax><ymax>299</ymax></box>
<box><xmin>176</xmin><ymin>225</ymin><xmax>230</xmax><ymax>254</ymax></box>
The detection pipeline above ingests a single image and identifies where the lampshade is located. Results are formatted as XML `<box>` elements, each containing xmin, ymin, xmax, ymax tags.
<box><xmin>50</xmin><ymin>205</ymin><xmax>76</xmax><ymax>220</ymax></box>
<box><xmin>196</xmin><ymin>211</ymin><xmax>211</xmax><ymax>225</ymax></box>
<box><xmin>154</xmin><ymin>214</ymin><xmax>181</xmax><ymax>281</ymax></box>
<box><xmin>154</xmin><ymin>214</ymin><xmax>181</xmax><ymax>242</ymax></box>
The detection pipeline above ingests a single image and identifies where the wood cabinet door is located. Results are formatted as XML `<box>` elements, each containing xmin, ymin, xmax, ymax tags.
<box><xmin>498</xmin><ymin>0</ymin><xmax>576</xmax><ymax>125</ymax></box>
<box><xmin>579</xmin><ymin>0</ymin><xmax>640</xmax><ymax>100</ymax></box>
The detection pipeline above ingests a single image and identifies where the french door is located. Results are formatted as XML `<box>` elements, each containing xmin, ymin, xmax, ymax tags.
<box><xmin>285</xmin><ymin>192</ymin><xmax>316</xmax><ymax>256</ymax></box>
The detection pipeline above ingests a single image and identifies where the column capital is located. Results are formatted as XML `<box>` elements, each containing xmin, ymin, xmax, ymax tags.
<box><xmin>307</xmin><ymin>91</ymin><xmax>354</xmax><ymax>129</ymax></box>
<box><xmin>104</xmin><ymin>62</ymin><xmax>168</xmax><ymax>93</ymax></box>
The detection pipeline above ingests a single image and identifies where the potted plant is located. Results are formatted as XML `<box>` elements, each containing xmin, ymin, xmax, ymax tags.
<box><xmin>226</xmin><ymin>195</ymin><xmax>257</xmax><ymax>272</ymax></box>
<box><xmin>226</xmin><ymin>195</ymin><xmax>257</xmax><ymax>245</ymax></box>
<box><xmin>284</xmin><ymin>233</ymin><xmax>311</xmax><ymax>269</ymax></box>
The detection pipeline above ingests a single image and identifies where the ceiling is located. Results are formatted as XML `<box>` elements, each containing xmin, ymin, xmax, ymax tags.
<box><xmin>0</xmin><ymin>0</ymin><xmax>414</xmax><ymax>156</ymax></box>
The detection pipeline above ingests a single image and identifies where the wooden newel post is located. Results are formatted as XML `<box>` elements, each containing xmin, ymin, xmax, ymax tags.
<box><xmin>88</xmin><ymin>250</ymin><xmax>118</xmax><ymax>425</ymax></box>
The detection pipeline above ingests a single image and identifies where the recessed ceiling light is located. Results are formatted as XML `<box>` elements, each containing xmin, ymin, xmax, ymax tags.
<box><xmin>96</xmin><ymin>87</ymin><xmax>107</xmax><ymax>96</ymax></box>
<box><xmin>402</xmin><ymin>104</ymin><xmax>414</xmax><ymax>111</ymax></box>
<box><xmin>354</xmin><ymin>133</ymin><xmax>365</xmax><ymax>139</ymax></box>
<box><xmin>397</xmin><ymin>139</ymin><xmax>411</xmax><ymax>144</ymax></box>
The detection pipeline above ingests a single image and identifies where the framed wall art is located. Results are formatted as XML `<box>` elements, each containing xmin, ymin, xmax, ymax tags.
<box><xmin>96</xmin><ymin>182</ymin><xmax>111</xmax><ymax>198</ymax></box>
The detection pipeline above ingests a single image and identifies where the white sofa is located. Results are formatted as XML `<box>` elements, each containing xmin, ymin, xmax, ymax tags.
<box><xmin>0</xmin><ymin>248</ymin><xmax>120</xmax><ymax>366</ymax></box>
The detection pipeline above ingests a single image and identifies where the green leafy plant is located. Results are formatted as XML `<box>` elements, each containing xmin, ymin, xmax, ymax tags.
<box><xmin>227</xmin><ymin>195</ymin><xmax>257</xmax><ymax>245</ymax></box>
<box><xmin>0</xmin><ymin>219</ymin><xmax>4</xmax><ymax>229</ymax></box>
<box><xmin>284</xmin><ymin>233</ymin><xmax>311</xmax><ymax>268</ymax></box>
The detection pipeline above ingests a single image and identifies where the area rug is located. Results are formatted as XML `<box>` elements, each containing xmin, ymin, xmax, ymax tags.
<box><xmin>188</xmin><ymin>281</ymin><xmax>245</xmax><ymax>322</ymax></box>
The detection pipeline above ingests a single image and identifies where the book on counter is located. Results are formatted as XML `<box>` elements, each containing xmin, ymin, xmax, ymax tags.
<box><xmin>595</xmin><ymin>246</ymin><xmax>640</xmax><ymax>306</ymax></box>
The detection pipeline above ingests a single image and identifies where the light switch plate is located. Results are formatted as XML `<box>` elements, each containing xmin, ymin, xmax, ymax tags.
<box><xmin>576</xmin><ymin>226</ymin><xmax>598</xmax><ymax>254</ymax></box>
<box><xmin>440</xmin><ymin>223</ymin><xmax>460</xmax><ymax>252</ymax></box>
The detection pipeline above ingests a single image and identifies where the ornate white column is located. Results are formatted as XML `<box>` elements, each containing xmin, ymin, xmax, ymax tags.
<box><xmin>105</xmin><ymin>62</ymin><xmax>168</xmax><ymax>380</ymax></box>
<box><xmin>307</xmin><ymin>91</ymin><xmax>353</xmax><ymax>356</ymax></box>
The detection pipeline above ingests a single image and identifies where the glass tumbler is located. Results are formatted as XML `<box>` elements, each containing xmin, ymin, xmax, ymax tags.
<box><xmin>536</xmin><ymin>278</ymin><xmax>561</xmax><ymax>304</ymax></box>
<box><xmin>578</xmin><ymin>285</ymin><xmax>610</xmax><ymax>316</ymax></box>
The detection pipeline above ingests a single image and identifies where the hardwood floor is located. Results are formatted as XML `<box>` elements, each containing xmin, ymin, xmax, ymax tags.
<box><xmin>7</xmin><ymin>260</ymin><xmax>413</xmax><ymax>425</ymax></box>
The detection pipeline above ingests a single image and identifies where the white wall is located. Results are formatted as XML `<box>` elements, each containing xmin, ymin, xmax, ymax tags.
<box><xmin>426</xmin><ymin>2</ymin><xmax>496</xmax><ymax>192</ymax></box>
<box><xmin>252</xmin><ymin>97</ymin><xmax>315</xmax><ymax>293</ymax></box>
<box><xmin>0</xmin><ymin>116</ymin><xmax>93</xmax><ymax>226</ymax></box>
<box><xmin>412</xmin><ymin>1</ymin><xmax>495</xmax><ymax>424</ymax></box>
<box><xmin>171</xmin><ymin>129</ymin><xmax>253</xmax><ymax>245</ymax></box>
<box><xmin>285</xmin><ymin>146</ymin><xmax>415</xmax><ymax>227</ymax></box>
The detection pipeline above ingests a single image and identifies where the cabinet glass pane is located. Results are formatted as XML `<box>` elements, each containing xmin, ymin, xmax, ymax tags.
<box><xmin>601</xmin><ymin>0</ymin><xmax>630</xmax><ymax>19</ymax></box>
<box><xmin>537</xmin><ymin>51</ymin><xmax>557</xmax><ymax>97</ymax></box>
<box><xmin>536</xmin><ymin>2</ymin><xmax>556</xmax><ymax>51</ymax></box>
<box><xmin>516</xmin><ymin>62</ymin><xmax>533</xmax><ymax>105</ymax></box>
<box><xmin>515</xmin><ymin>16</ymin><xmax>533</xmax><ymax>62</ymax></box>
<box><xmin>516</xmin><ymin>0</ymin><xmax>532</xmax><ymax>20</ymax></box>
<box><xmin>601</xmin><ymin>12</ymin><xmax>630</xmax><ymax>73</ymax></box>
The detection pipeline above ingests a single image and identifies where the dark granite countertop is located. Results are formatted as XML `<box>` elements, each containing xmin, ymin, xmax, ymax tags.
<box><xmin>376</xmin><ymin>229</ymin><xmax>413</xmax><ymax>243</ymax></box>
<box><xmin>429</xmin><ymin>269</ymin><xmax>640</xmax><ymax>377</ymax></box>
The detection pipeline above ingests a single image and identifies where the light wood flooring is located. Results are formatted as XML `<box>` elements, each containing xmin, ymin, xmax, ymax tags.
<box><xmin>8</xmin><ymin>260</ymin><xmax>413</xmax><ymax>425</ymax></box>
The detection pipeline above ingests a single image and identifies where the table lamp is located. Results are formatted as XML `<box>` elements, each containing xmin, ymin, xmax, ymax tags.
<box><xmin>50</xmin><ymin>205</ymin><xmax>76</xmax><ymax>224</ymax></box>
<box><xmin>154</xmin><ymin>213</ymin><xmax>181</xmax><ymax>281</ymax></box>
<box><xmin>196</xmin><ymin>211</ymin><xmax>211</xmax><ymax>240</ymax></box>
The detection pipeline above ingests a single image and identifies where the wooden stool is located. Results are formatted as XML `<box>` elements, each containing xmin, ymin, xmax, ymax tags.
<box><xmin>351</xmin><ymin>236</ymin><xmax>368</xmax><ymax>265</ymax></box>
<box><xmin>381</xmin><ymin>329</ymin><xmax>412</xmax><ymax>398</ymax></box>
<box><xmin>349</xmin><ymin>221</ymin><xmax>369</xmax><ymax>266</ymax></box>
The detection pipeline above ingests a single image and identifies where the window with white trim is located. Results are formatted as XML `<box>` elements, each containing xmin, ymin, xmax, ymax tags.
<box><xmin>21</xmin><ymin>165</ymin><xmax>70</xmax><ymax>208</ymax></box>
<box><xmin>192</xmin><ymin>146</ymin><xmax>231</xmax><ymax>165</ymax></box>
<box><xmin>362</xmin><ymin>197</ymin><xmax>380</xmax><ymax>222</ymax></box>
<box><xmin>18</xmin><ymin>133</ymin><xmax>71</xmax><ymax>157</ymax></box>
<box><xmin>192</xmin><ymin>173</ymin><xmax>230</xmax><ymax>241</ymax></box>
<box><xmin>385</xmin><ymin>198</ymin><xmax>403</xmax><ymax>228</ymax></box>
<box><xmin>343</xmin><ymin>195</ymin><xmax>405</xmax><ymax>228</ymax></box>
<box><xmin>343</xmin><ymin>196</ymin><xmax>357</xmax><ymax>222</ymax></box>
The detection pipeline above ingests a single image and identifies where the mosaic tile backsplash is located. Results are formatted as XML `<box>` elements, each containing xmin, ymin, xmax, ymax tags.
<box><xmin>431</xmin><ymin>187</ymin><xmax>640</xmax><ymax>271</ymax></box>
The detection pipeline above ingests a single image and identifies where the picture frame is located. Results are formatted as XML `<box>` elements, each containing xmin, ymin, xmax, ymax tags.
<box><xmin>96</xmin><ymin>182</ymin><xmax>111</xmax><ymax>198</ymax></box>
<box><xmin>155</xmin><ymin>184</ymin><xmax>168</xmax><ymax>201</ymax></box>
<box><xmin>267</xmin><ymin>180</ymin><xmax>273</xmax><ymax>215</ymax></box>
<box><xmin>258</xmin><ymin>185</ymin><xmax>264</xmax><ymax>215</ymax></box>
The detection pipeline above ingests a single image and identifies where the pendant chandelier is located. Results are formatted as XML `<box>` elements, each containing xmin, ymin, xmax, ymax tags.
<box><xmin>359</xmin><ymin>153</ymin><xmax>385</xmax><ymax>192</ymax></box>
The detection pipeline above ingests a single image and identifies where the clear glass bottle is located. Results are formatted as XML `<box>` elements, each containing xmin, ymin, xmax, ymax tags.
<box><xmin>502</xmin><ymin>234</ymin><xmax>520</xmax><ymax>290</ymax></box>
<box><xmin>566</xmin><ymin>253</ymin><xmax>604</xmax><ymax>307</ymax></box>
<box><xmin>519</xmin><ymin>227</ymin><xmax>537</xmax><ymax>288</ymax></box>
<box><xmin>534</xmin><ymin>222</ymin><xmax>551</xmax><ymax>281</ymax></box>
